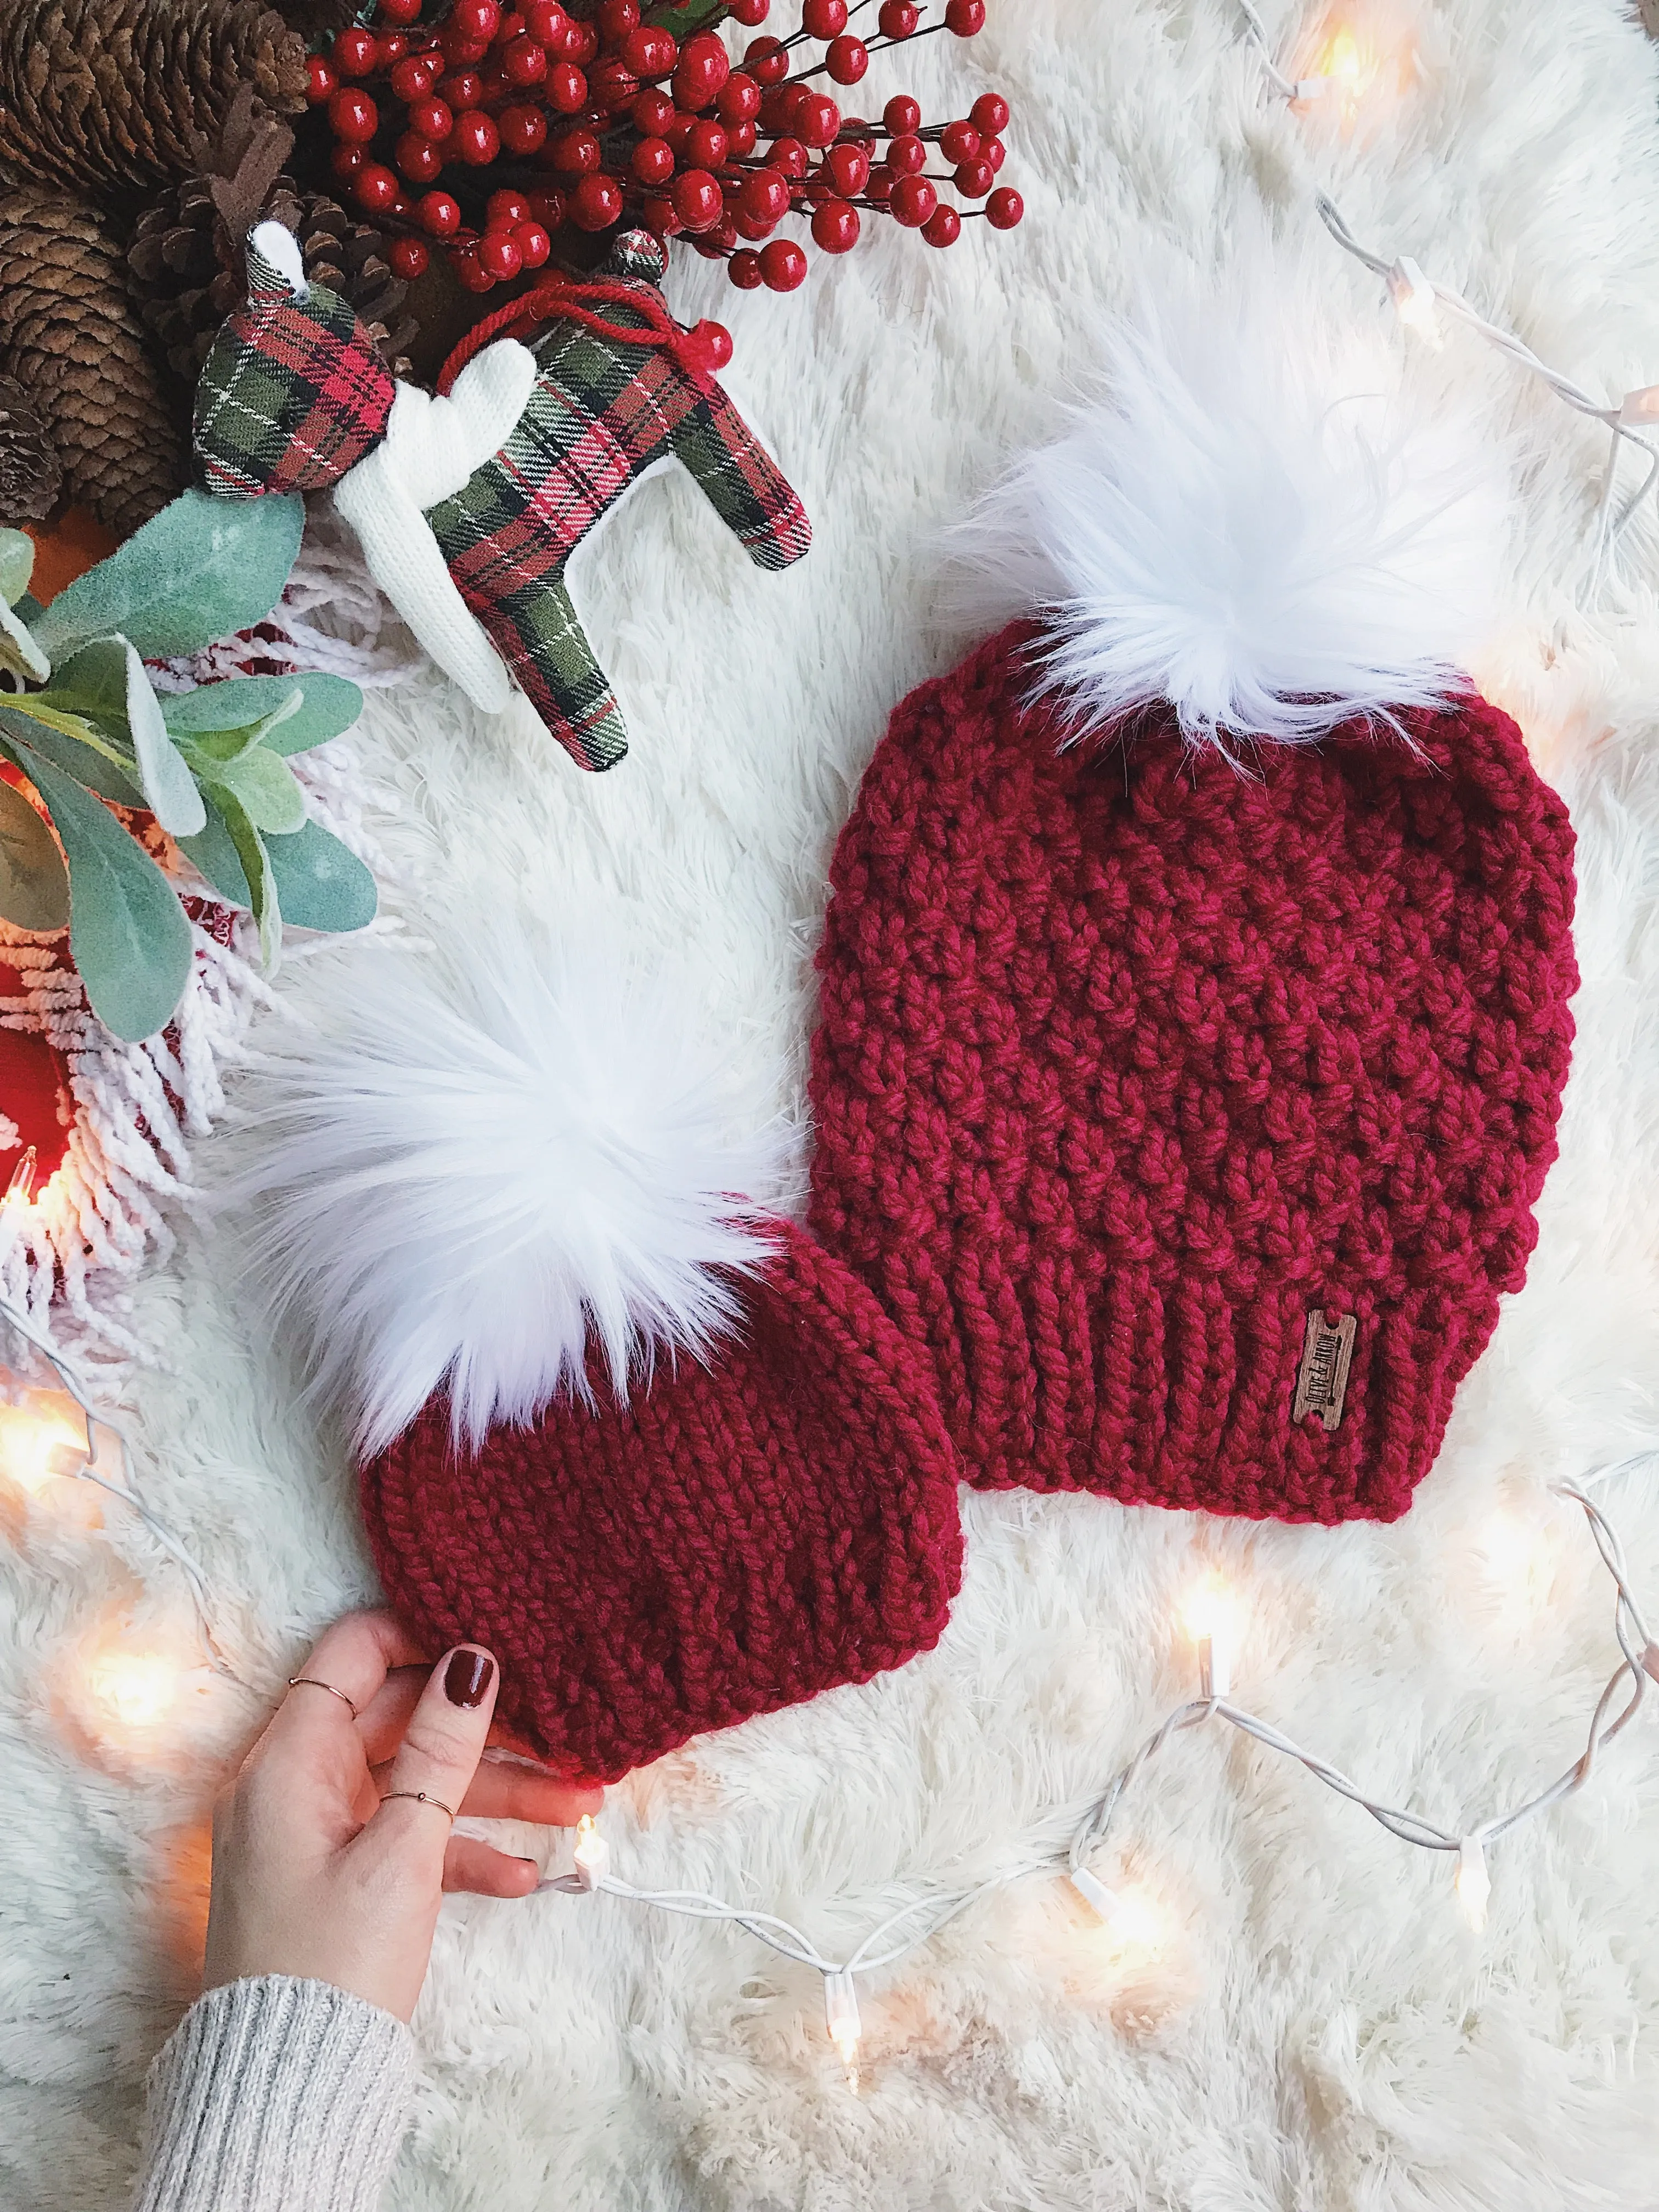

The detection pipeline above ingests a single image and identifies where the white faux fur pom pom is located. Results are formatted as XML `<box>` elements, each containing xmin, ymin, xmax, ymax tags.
<box><xmin>954</xmin><ymin>250</ymin><xmax>1510</xmax><ymax>752</ymax></box>
<box><xmin>232</xmin><ymin>931</ymin><xmax>782</xmax><ymax>1454</ymax></box>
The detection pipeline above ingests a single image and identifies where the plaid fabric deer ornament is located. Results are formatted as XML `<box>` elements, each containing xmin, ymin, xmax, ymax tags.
<box><xmin>193</xmin><ymin>223</ymin><xmax>811</xmax><ymax>770</ymax></box>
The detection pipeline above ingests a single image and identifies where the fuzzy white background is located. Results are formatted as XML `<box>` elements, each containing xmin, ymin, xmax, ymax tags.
<box><xmin>5</xmin><ymin>0</ymin><xmax>1659</xmax><ymax>2205</ymax></box>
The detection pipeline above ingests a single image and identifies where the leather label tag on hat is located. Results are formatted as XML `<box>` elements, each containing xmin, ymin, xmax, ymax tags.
<box><xmin>1293</xmin><ymin>1310</ymin><xmax>1358</xmax><ymax>1432</ymax></box>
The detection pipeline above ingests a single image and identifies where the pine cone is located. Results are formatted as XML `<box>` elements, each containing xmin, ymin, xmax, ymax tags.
<box><xmin>128</xmin><ymin>89</ymin><xmax>417</xmax><ymax>396</ymax></box>
<box><xmin>0</xmin><ymin>188</ymin><xmax>185</xmax><ymax>535</ymax></box>
<box><xmin>0</xmin><ymin>0</ymin><xmax>309</xmax><ymax>202</ymax></box>
<box><xmin>270</xmin><ymin>186</ymin><xmax>417</xmax><ymax>378</ymax></box>
<box><xmin>126</xmin><ymin>170</ymin><xmax>242</xmax><ymax>382</ymax></box>
<box><xmin>0</xmin><ymin>376</ymin><xmax>62</xmax><ymax>522</ymax></box>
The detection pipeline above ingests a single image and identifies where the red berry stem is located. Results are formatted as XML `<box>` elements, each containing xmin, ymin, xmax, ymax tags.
<box><xmin>302</xmin><ymin>0</ymin><xmax>1017</xmax><ymax>308</ymax></box>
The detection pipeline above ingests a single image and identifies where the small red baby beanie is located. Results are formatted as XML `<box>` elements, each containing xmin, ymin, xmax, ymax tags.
<box><xmin>360</xmin><ymin>1221</ymin><xmax>963</xmax><ymax>1780</ymax></box>
<box><xmin>234</xmin><ymin>931</ymin><xmax>964</xmax><ymax>1776</ymax></box>
<box><xmin>807</xmin><ymin>278</ymin><xmax>1578</xmax><ymax>1525</ymax></box>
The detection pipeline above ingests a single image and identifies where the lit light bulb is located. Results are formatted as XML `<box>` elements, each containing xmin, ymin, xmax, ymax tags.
<box><xmin>823</xmin><ymin>1969</ymin><xmax>861</xmax><ymax>2094</ymax></box>
<box><xmin>2</xmin><ymin>1145</ymin><xmax>37</xmax><ymax>1211</ymax></box>
<box><xmin>1298</xmin><ymin>18</ymin><xmax>1385</xmax><ymax>124</ymax></box>
<box><xmin>572</xmin><ymin>1814</ymin><xmax>611</xmax><ymax>1891</ymax></box>
<box><xmin>0</xmin><ymin>1394</ymin><xmax>86</xmax><ymax>1498</ymax></box>
<box><xmin>1455</xmin><ymin>1836</ymin><xmax>1491</xmax><ymax>1932</ymax></box>
<box><xmin>1069</xmin><ymin>1867</ymin><xmax>1164</xmax><ymax>1954</ymax></box>
<box><xmin>1478</xmin><ymin>1511</ymin><xmax>1550</xmax><ymax>1604</ymax></box>
<box><xmin>84</xmin><ymin>1649</ymin><xmax>182</xmax><ymax>1735</ymax></box>
<box><xmin>1182</xmin><ymin>1573</ymin><xmax>1238</xmax><ymax>1700</ymax></box>
<box><xmin>1324</xmin><ymin>24</ymin><xmax>1365</xmax><ymax>90</ymax></box>
<box><xmin>1387</xmin><ymin>256</ymin><xmax>1443</xmax><ymax>347</ymax></box>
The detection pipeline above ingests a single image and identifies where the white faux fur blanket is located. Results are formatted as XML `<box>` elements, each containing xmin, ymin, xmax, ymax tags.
<box><xmin>5</xmin><ymin>2</ymin><xmax>1659</xmax><ymax>2205</ymax></box>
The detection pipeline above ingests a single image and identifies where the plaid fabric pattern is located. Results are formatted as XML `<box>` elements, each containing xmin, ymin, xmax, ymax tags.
<box><xmin>426</xmin><ymin>279</ymin><xmax>810</xmax><ymax>772</ymax></box>
<box><xmin>194</xmin><ymin>280</ymin><xmax>397</xmax><ymax>499</ymax></box>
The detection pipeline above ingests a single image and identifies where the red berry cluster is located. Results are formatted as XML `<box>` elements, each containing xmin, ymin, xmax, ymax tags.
<box><xmin>306</xmin><ymin>0</ymin><xmax>1022</xmax><ymax>298</ymax></box>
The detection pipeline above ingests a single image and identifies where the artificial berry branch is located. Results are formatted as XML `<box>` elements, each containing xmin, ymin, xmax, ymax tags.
<box><xmin>304</xmin><ymin>0</ymin><xmax>1022</xmax><ymax>311</ymax></box>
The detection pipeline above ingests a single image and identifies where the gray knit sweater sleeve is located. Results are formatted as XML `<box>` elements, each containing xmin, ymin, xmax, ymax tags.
<box><xmin>131</xmin><ymin>1977</ymin><xmax>414</xmax><ymax>2212</ymax></box>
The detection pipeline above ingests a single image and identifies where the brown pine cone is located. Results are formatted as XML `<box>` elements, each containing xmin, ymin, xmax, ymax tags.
<box><xmin>0</xmin><ymin>376</ymin><xmax>62</xmax><ymax>522</ymax></box>
<box><xmin>0</xmin><ymin>188</ymin><xmax>185</xmax><ymax>535</ymax></box>
<box><xmin>270</xmin><ymin>186</ymin><xmax>417</xmax><ymax>378</ymax></box>
<box><xmin>128</xmin><ymin>88</ymin><xmax>417</xmax><ymax>397</ymax></box>
<box><xmin>126</xmin><ymin>170</ymin><xmax>241</xmax><ymax>383</ymax></box>
<box><xmin>0</xmin><ymin>0</ymin><xmax>309</xmax><ymax>202</ymax></box>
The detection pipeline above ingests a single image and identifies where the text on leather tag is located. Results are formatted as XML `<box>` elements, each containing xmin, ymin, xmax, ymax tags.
<box><xmin>1293</xmin><ymin>1310</ymin><xmax>1357</xmax><ymax>1432</ymax></box>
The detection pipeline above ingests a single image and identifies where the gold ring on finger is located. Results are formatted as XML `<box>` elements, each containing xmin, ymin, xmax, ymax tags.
<box><xmin>381</xmin><ymin>1788</ymin><xmax>457</xmax><ymax>1822</ymax></box>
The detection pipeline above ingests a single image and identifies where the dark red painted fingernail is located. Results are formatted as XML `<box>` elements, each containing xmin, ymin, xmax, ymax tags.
<box><xmin>444</xmin><ymin>1649</ymin><xmax>494</xmax><ymax>1708</ymax></box>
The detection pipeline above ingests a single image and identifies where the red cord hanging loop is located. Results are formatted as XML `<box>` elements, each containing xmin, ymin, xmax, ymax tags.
<box><xmin>437</xmin><ymin>273</ymin><xmax>727</xmax><ymax>396</ymax></box>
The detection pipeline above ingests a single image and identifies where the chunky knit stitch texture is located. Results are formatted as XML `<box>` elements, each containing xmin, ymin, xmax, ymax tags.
<box><xmin>808</xmin><ymin>625</ymin><xmax>1579</xmax><ymax>1524</ymax></box>
<box><xmin>359</xmin><ymin>1222</ymin><xmax>964</xmax><ymax>1780</ymax></box>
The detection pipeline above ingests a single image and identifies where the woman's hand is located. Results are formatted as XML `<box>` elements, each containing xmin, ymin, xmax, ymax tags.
<box><xmin>203</xmin><ymin>1609</ymin><xmax>601</xmax><ymax>2022</ymax></box>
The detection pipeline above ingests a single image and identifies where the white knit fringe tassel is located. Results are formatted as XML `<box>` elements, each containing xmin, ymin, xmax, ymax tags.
<box><xmin>0</xmin><ymin>915</ymin><xmax>275</xmax><ymax>1353</ymax></box>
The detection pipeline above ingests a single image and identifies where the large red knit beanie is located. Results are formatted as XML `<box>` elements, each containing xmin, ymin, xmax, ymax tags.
<box><xmin>800</xmin><ymin>261</ymin><xmax>1587</xmax><ymax>1525</ymax></box>
<box><xmin>806</xmin><ymin>628</ymin><xmax>1577</xmax><ymax>1523</ymax></box>
<box><xmin>359</xmin><ymin>1221</ymin><xmax>963</xmax><ymax>1780</ymax></box>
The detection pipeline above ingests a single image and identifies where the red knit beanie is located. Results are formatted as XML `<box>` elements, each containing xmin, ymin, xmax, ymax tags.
<box><xmin>359</xmin><ymin>1222</ymin><xmax>962</xmax><ymax>1780</ymax></box>
<box><xmin>795</xmin><ymin>278</ymin><xmax>1580</xmax><ymax>1525</ymax></box>
<box><xmin>231</xmin><ymin>268</ymin><xmax>1581</xmax><ymax>1782</ymax></box>
<box><xmin>233</xmin><ymin>935</ymin><xmax>964</xmax><ymax>1779</ymax></box>
<box><xmin>806</xmin><ymin>637</ymin><xmax>1577</xmax><ymax>1523</ymax></box>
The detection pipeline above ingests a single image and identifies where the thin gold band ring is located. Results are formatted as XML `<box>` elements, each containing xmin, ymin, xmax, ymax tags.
<box><xmin>287</xmin><ymin>1676</ymin><xmax>359</xmax><ymax>1720</ymax></box>
<box><xmin>381</xmin><ymin>1789</ymin><xmax>457</xmax><ymax>1821</ymax></box>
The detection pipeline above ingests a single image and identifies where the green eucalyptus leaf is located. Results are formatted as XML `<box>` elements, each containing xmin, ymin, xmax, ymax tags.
<box><xmin>266</xmin><ymin>817</ymin><xmax>376</xmax><ymax>933</ymax></box>
<box><xmin>32</xmin><ymin>489</ymin><xmax>305</xmax><ymax>662</ymax></box>
<box><xmin>173</xmin><ymin>712</ymin><xmax>302</xmax><ymax>767</ymax></box>
<box><xmin>177</xmin><ymin>794</ymin><xmax>251</xmax><ymax>906</ymax></box>
<box><xmin>0</xmin><ymin>699</ymin><xmax>143</xmax><ymax>806</ymax></box>
<box><xmin>166</xmin><ymin>689</ymin><xmax>301</xmax><ymax>765</ymax></box>
<box><xmin>0</xmin><ymin>592</ymin><xmax>49</xmax><ymax>684</ymax></box>
<box><xmin>179</xmin><ymin>799</ymin><xmax>376</xmax><ymax>938</ymax></box>
<box><xmin>0</xmin><ymin>529</ymin><xmax>35</xmax><ymax>607</ymax></box>
<box><xmin>206</xmin><ymin>742</ymin><xmax>306</xmax><ymax>836</ymax></box>
<box><xmin>215</xmin><ymin>785</ymin><xmax>282</xmax><ymax>970</ymax></box>
<box><xmin>43</xmin><ymin>636</ymin><xmax>129</xmax><ymax>728</ymax></box>
<box><xmin>122</xmin><ymin>644</ymin><xmax>207</xmax><ymax>836</ymax></box>
<box><xmin>0</xmin><ymin>775</ymin><xmax>69</xmax><ymax>932</ymax></box>
<box><xmin>177</xmin><ymin>723</ymin><xmax>267</xmax><ymax>766</ymax></box>
<box><xmin>161</xmin><ymin>672</ymin><xmax>363</xmax><ymax>754</ymax></box>
<box><xmin>0</xmin><ymin>731</ymin><xmax>191</xmax><ymax>1041</ymax></box>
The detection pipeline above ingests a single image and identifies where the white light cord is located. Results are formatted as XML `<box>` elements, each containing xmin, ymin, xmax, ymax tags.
<box><xmin>1231</xmin><ymin>9</ymin><xmax>1659</xmax><ymax>592</ymax></box>
<box><xmin>0</xmin><ymin>1299</ymin><xmax>240</xmax><ymax>1680</ymax></box>
<box><xmin>546</xmin><ymin>1462</ymin><xmax>1657</xmax><ymax>2071</ymax></box>
<box><xmin>1232</xmin><ymin>0</ymin><xmax>1320</xmax><ymax>101</ymax></box>
<box><xmin>1231</xmin><ymin>5</ymin><xmax>1659</xmax><ymax>593</ymax></box>
<box><xmin>1313</xmin><ymin>194</ymin><xmax>1659</xmax><ymax>583</ymax></box>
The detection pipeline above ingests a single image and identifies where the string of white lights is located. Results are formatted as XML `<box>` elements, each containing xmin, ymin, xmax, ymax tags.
<box><xmin>544</xmin><ymin>1460</ymin><xmax>1659</xmax><ymax>2087</ymax></box>
<box><xmin>1232</xmin><ymin>3</ymin><xmax>1659</xmax><ymax>591</ymax></box>
<box><xmin>0</xmin><ymin>1297</ymin><xmax>236</xmax><ymax>1678</ymax></box>
<box><xmin>1312</xmin><ymin>194</ymin><xmax>1659</xmax><ymax>589</ymax></box>
<box><xmin>1232</xmin><ymin>0</ymin><xmax>1329</xmax><ymax>101</ymax></box>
